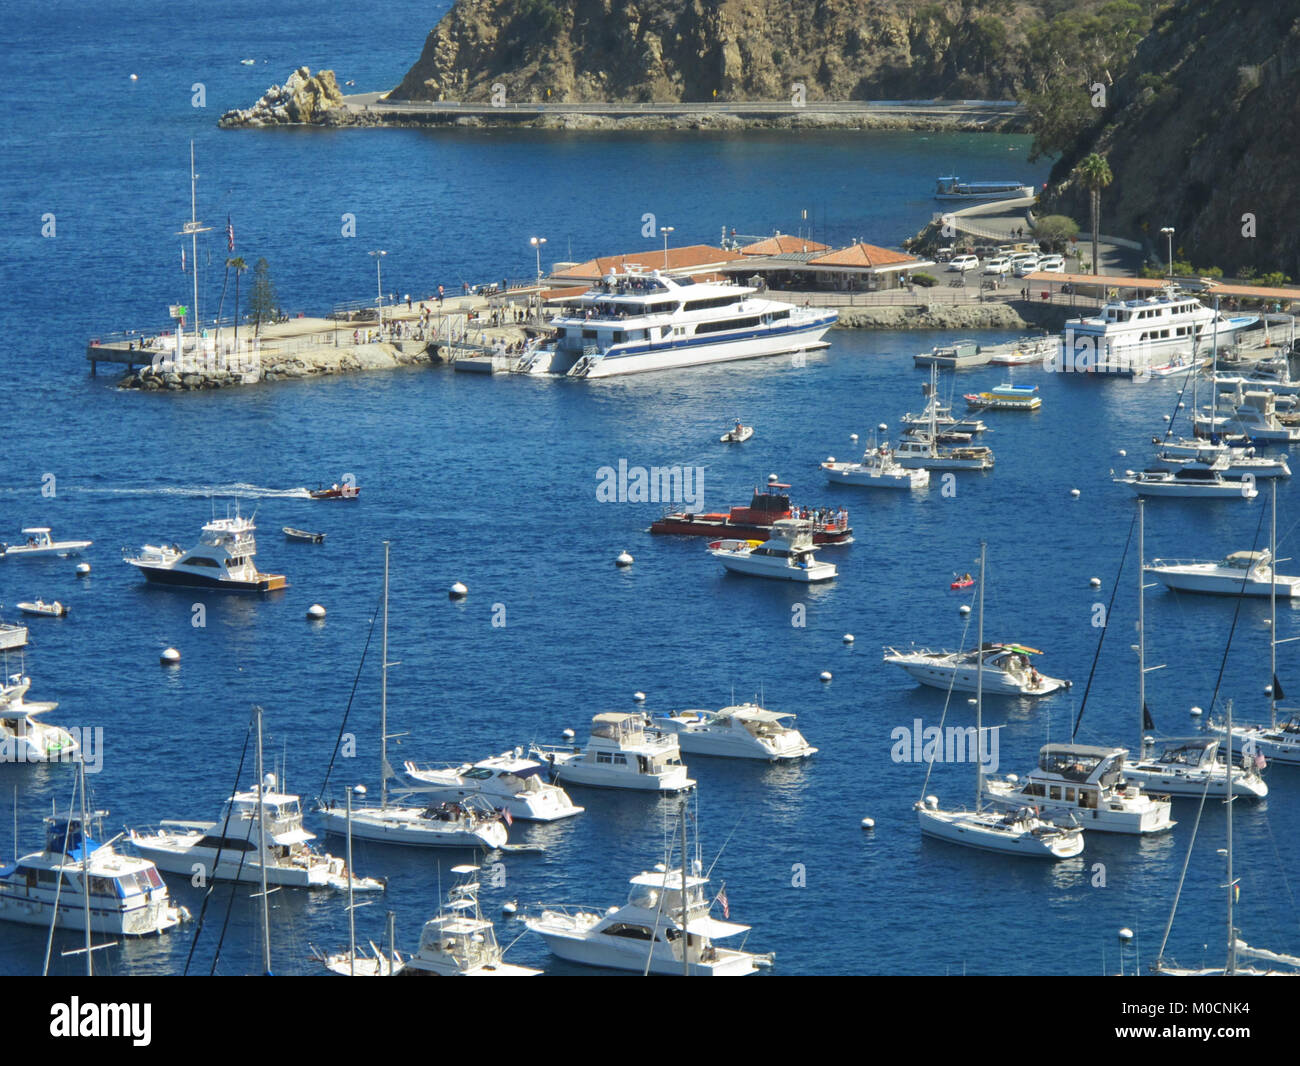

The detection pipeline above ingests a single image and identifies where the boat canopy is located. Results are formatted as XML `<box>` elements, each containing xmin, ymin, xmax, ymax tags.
<box><xmin>1225</xmin><ymin>551</ymin><xmax>1267</xmax><ymax>565</ymax></box>
<box><xmin>21</xmin><ymin>527</ymin><xmax>51</xmax><ymax>534</ymax></box>
<box><xmin>684</xmin><ymin>915</ymin><xmax>750</xmax><ymax>938</ymax></box>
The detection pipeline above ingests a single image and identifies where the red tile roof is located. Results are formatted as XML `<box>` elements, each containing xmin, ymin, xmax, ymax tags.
<box><xmin>807</xmin><ymin>243</ymin><xmax>919</xmax><ymax>269</ymax></box>
<box><xmin>560</xmin><ymin>245</ymin><xmax>746</xmax><ymax>280</ymax></box>
<box><xmin>739</xmin><ymin>235</ymin><xmax>830</xmax><ymax>256</ymax></box>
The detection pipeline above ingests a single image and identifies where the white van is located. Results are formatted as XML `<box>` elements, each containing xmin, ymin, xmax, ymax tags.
<box><xmin>982</xmin><ymin>257</ymin><xmax>1011</xmax><ymax>275</ymax></box>
<box><xmin>1037</xmin><ymin>255</ymin><xmax>1066</xmax><ymax>273</ymax></box>
<box><xmin>947</xmin><ymin>254</ymin><xmax>979</xmax><ymax>272</ymax></box>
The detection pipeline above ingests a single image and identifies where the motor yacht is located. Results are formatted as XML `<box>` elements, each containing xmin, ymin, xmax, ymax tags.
<box><xmin>1</xmin><ymin>528</ymin><xmax>92</xmax><ymax>558</ymax></box>
<box><xmin>883</xmin><ymin>641</ymin><xmax>1069</xmax><ymax>696</ymax></box>
<box><xmin>652</xmin><ymin>703</ymin><xmax>817</xmax><ymax>761</ymax></box>
<box><xmin>1124</xmin><ymin>738</ymin><xmax>1267</xmax><ymax>800</ymax></box>
<box><xmin>530</xmin><ymin>713</ymin><xmax>695</xmax><ymax>792</ymax></box>
<box><xmin>1151</xmin><ymin>446</ymin><xmax>1290</xmax><ymax>479</ymax></box>
<box><xmin>1193</xmin><ymin>390</ymin><xmax>1300</xmax><ymax>443</ymax></box>
<box><xmin>710</xmin><ymin>519</ymin><xmax>838</xmax><ymax>582</ymax></box>
<box><xmin>1113</xmin><ymin>465</ymin><xmax>1259</xmax><ymax>498</ymax></box>
<box><xmin>1145</xmin><ymin>549</ymin><xmax>1300</xmax><ymax>598</ymax></box>
<box><xmin>124</xmin><ymin>506</ymin><xmax>286</xmax><ymax>591</ymax></box>
<box><xmin>402</xmin><ymin>751</ymin><xmax>584</xmax><ymax>822</ymax></box>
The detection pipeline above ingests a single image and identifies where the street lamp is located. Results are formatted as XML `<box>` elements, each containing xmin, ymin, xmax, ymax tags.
<box><xmin>1160</xmin><ymin>227</ymin><xmax>1174</xmax><ymax>282</ymax></box>
<box><xmin>369</xmin><ymin>250</ymin><xmax>387</xmax><ymax>337</ymax></box>
<box><xmin>530</xmin><ymin>236</ymin><xmax>547</xmax><ymax>323</ymax></box>
<box><xmin>660</xmin><ymin>226</ymin><xmax>675</xmax><ymax>271</ymax></box>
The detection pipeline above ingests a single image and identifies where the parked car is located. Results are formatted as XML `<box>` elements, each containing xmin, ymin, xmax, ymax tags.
<box><xmin>1012</xmin><ymin>255</ymin><xmax>1040</xmax><ymax>277</ymax></box>
<box><xmin>982</xmin><ymin>257</ymin><xmax>1011</xmax><ymax>276</ymax></box>
<box><xmin>1037</xmin><ymin>255</ymin><xmax>1066</xmax><ymax>273</ymax></box>
<box><xmin>947</xmin><ymin>254</ymin><xmax>980</xmax><ymax>272</ymax></box>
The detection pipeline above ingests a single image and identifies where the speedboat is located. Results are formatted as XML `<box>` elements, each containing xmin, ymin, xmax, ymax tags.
<box><xmin>883</xmin><ymin>641</ymin><xmax>1069</xmax><ymax>696</ymax></box>
<box><xmin>398</xmin><ymin>865</ymin><xmax>541</xmax><ymax>976</ymax></box>
<box><xmin>710</xmin><ymin>519</ymin><xmax>837</xmax><ymax>582</ymax></box>
<box><xmin>124</xmin><ymin>506</ymin><xmax>286</xmax><ymax>590</ymax></box>
<box><xmin>822</xmin><ymin>437</ymin><xmax>930</xmax><ymax>489</ymax></box>
<box><xmin>983</xmin><ymin>335</ymin><xmax>1054</xmax><ymax>366</ymax></box>
<box><xmin>0</xmin><ymin>815</ymin><xmax>187</xmax><ymax>937</ymax></box>
<box><xmin>530</xmin><ymin>713</ymin><xmax>695</xmax><ymax>793</ymax></box>
<box><xmin>16</xmin><ymin>599</ymin><xmax>69</xmax><ymax>617</ymax></box>
<box><xmin>916</xmin><ymin>799</ymin><xmax>1084</xmax><ymax>859</ymax></box>
<box><xmin>981</xmin><ymin>744</ymin><xmax>1175</xmax><ymax>834</ymax></box>
<box><xmin>1</xmin><ymin>528</ymin><xmax>93</xmax><ymax>558</ymax></box>
<box><xmin>1145</xmin><ymin>549</ymin><xmax>1300</xmax><ymax>598</ymax></box>
<box><xmin>309</xmin><ymin>483</ymin><xmax>360</xmax><ymax>500</ymax></box>
<box><xmin>1124</xmin><ymin>737</ymin><xmax>1267</xmax><ymax>799</ymax></box>
<box><xmin>0</xmin><ymin>675</ymin><xmax>78</xmax><ymax>763</ymax></box>
<box><xmin>128</xmin><ymin>773</ymin><xmax>384</xmax><ymax>891</ymax></box>
<box><xmin>649</xmin><ymin>478</ymin><xmax>852</xmax><ymax>545</ymax></box>
<box><xmin>525</xmin><ymin>863</ymin><xmax>772</xmax><ymax>975</ymax></box>
<box><xmin>402</xmin><ymin>751</ymin><xmax>584</xmax><ymax>821</ymax></box>
<box><xmin>1148</xmin><ymin>354</ymin><xmax>1207</xmax><ymax>376</ymax></box>
<box><xmin>652</xmin><ymin>703</ymin><xmax>817</xmax><ymax>761</ymax></box>
<box><xmin>720</xmin><ymin>421</ymin><xmax>754</xmax><ymax>443</ymax></box>
<box><xmin>1113</xmin><ymin>466</ymin><xmax>1258</xmax><ymax>498</ymax></box>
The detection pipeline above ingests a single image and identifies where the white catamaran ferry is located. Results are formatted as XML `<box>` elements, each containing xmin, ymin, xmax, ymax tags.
<box><xmin>515</xmin><ymin>269</ymin><xmax>837</xmax><ymax>379</ymax></box>
<box><xmin>933</xmin><ymin>177</ymin><xmax>1034</xmax><ymax>202</ymax></box>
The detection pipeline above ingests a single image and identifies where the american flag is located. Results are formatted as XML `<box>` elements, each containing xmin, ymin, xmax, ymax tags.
<box><xmin>226</xmin><ymin>215</ymin><xmax>235</xmax><ymax>253</ymax></box>
<box><xmin>717</xmin><ymin>884</ymin><xmax>729</xmax><ymax>919</ymax></box>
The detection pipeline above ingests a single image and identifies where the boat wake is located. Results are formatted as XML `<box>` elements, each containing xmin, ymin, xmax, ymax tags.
<box><xmin>12</xmin><ymin>483</ymin><xmax>314</xmax><ymax>500</ymax></box>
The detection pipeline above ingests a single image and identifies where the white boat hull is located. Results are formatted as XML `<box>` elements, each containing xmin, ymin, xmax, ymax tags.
<box><xmin>549</xmin><ymin>760</ymin><xmax>694</xmax><ymax>793</ymax></box>
<box><xmin>713</xmin><ymin>551</ymin><xmax>836</xmax><ymax>582</ymax></box>
<box><xmin>822</xmin><ymin>463</ymin><xmax>928</xmax><ymax>489</ymax></box>
<box><xmin>317</xmin><ymin>807</ymin><xmax>507</xmax><ymax>849</ymax></box>
<box><xmin>980</xmin><ymin>780</ymin><xmax>1174</xmax><ymax>834</ymax></box>
<box><xmin>1123</xmin><ymin>763</ymin><xmax>1267</xmax><ymax>799</ymax></box>
<box><xmin>887</xmin><ymin>658</ymin><xmax>1067</xmax><ymax>696</ymax></box>
<box><xmin>0</xmin><ymin>892</ymin><xmax>184</xmax><ymax>936</ymax></box>
<box><xmin>1146</xmin><ymin>568</ymin><xmax>1300</xmax><ymax>598</ymax></box>
<box><xmin>916</xmin><ymin>806</ymin><xmax>1083</xmax><ymax>858</ymax></box>
<box><xmin>527</xmin><ymin>923</ymin><xmax>759</xmax><ymax>975</ymax></box>
<box><xmin>400</xmin><ymin>779</ymin><xmax>583</xmax><ymax>822</ymax></box>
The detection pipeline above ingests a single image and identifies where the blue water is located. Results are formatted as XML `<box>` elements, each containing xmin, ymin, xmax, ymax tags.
<box><xmin>2</xmin><ymin>1</ymin><xmax>1298</xmax><ymax>978</ymax></box>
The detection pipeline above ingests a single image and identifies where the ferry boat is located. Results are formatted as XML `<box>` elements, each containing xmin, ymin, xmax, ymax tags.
<box><xmin>933</xmin><ymin>177</ymin><xmax>1034</xmax><ymax>202</ymax></box>
<box><xmin>1145</xmin><ymin>549</ymin><xmax>1300</xmax><ymax>598</ymax></box>
<box><xmin>710</xmin><ymin>519</ymin><xmax>837</xmax><ymax>582</ymax></box>
<box><xmin>124</xmin><ymin>507</ymin><xmax>286</xmax><ymax>591</ymax></box>
<box><xmin>402</xmin><ymin>751</ymin><xmax>584</xmax><ymax>822</ymax></box>
<box><xmin>525</xmin><ymin>863</ymin><xmax>772</xmax><ymax>975</ymax></box>
<box><xmin>530</xmin><ymin>713</ymin><xmax>695</xmax><ymax>793</ymax></box>
<box><xmin>883</xmin><ymin>641</ymin><xmax>1069</xmax><ymax>696</ymax></box>
<box><xmin>0</xmin><ymin>674</ymin><xmax>78</xmax><ymax>763</ymax></box>
<box><xmin>0</xmin><ymin>815</ymin><xmax>186</xmax><ymax>937</ymax></box>
<box><xmin>980</xmin><ymin>744</ymin><xmax>1175</xmax><ymax>834</ymax></box>
<box><xmin>1113</xmin><ymin>465</ymin><xmax>1259</xmax><ymax>498</ymax></box>
<box><xmin>1</xmin><ymin>527</ymin><xmax>93</xmax><ymax>558</ymax></box>
<box><xmin>515</xmin><ymin>269</ymin><xmax>836</xmax><ymax>379</ymax></box>
<box><xmin>652</xmin><ymin>703</ymin><xmax>817</xmax><ymax>761</ymax></box>
<box><xmin>1055</xmin><ymin>288</ymin><xmax>1256</xmax><ymax>375</ymax></box>
<box><xmin>128</xmin><ymin>774</ymin><xmax>384</xmax><ymax>891</ymax></box>
<box><xmin>963</xmin><ymin>384</ymin><xmax>1041</xmax><ymax>411</ymax></box>
<box><xmin>649</xmin><ymin>478</ymin><xmax>852</xmax><ymax>545</ymax></box>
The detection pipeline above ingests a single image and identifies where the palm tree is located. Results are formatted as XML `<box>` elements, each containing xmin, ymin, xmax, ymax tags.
<box><xmin>228</xmin><ymin>257</ymin><xmax>247</xmax><ymax>358</ymax></box>
<box><xmin>1075</xmin><ymin>154</ymin><xmax>1113</xmax><ymax>276</ymax></box>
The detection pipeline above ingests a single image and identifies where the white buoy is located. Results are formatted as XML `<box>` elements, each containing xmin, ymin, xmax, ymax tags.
<box><xmin>1163</xmin><ymin>414</ymin><xmax>1171</xmax><ymax>422</ymax></box>
<box><xmin>561</xmin><ymin>728</ymin><xmax>575</xmax><ymax>740</ymax></box>
<box><xmin>878</xmin><ymin>423</ymin><xmax>888</xmax><ymax>432</ymax></box>
<box><xmin>615</xmin><ymin>551</ymin><xmax>634</xmax><ymax>567</ymax></box>
<box><xmin>1118</xmin><ymin>927</ymin><xmax>1134</xmax><ymax>942</ymax></box>
<box><xmin>860</xmin><ymin>817</ymin><xmax>875</xmax><ymax>830</ymax></box>
<box><xmin>1070</xmin><ymin>488</ymin><xmax>1081</xmax><ymax>498</ymax></box>
<box><xmin>1089</xmin><ymin>577</ymin><xmax>1102</xmax><ymax>588</ymax></box>
<box><xmin>502</xmin><ymin>900</ymin><xmax>518</xmax><ymax>916</ymax></box>
<box><xmin>843</xmin><ymin>633</ymin><xmax>854</xmax><ymax>644</ymax></box>
<box><xmin>1118</xmin><ymin>449</ymin><xmax>1127</xmax><ymax>457</ymax></box>
<box><xmin>819</xmin><ymin>670</ymin><xmax>832</xmax><ymax>682</ymax></box>
<box><xmin>1190</xmin><ymin>705</ymin><xmax>1203</xmax><ymax>717</ymax></box>
<box><xmin>1265</xmin><ymin>618</ymin><xmax>1273</xmax><ymax>627</ymax></box>
<box><xmin>129</xmin><ymin>73</ymin><xmax>139</xmax><ymax>81</ymax></box>
<box><xmin>849</xmin><ymin>433</ymin><xmax>859</xmax><ymax>443</ymax></box>
<box><xmin>633</xmin><ymin>691</ymin><xmax>646</xmax><ymax>703</ymax></box>
<box><xmin>306</xmin><ymin>604</ymin><xmax>326</xmax><ymax>620</ymax></box>
<box><xmin>353</xmin><ymin>783</ymin><xmax>367</xmax><ymax>797</ymax></box>
<box><xmin>76</xmin><ymin>563</ymin><xmax>91</xmax><ymax>576</ymax></box>
<box><xmin>959</xmin><ymin>604</ymin><xmax>971</xmax><ymax>616</ymax></box>
<box><xmin>1265</xmin><ymin>685</ymin><xmax>1274</xmax><ymax>696</ymax></box>
<box><xmin>160</xmin><ymin>647</ymin><xmax>180</xmax><ymax>666</ymax></box>
<box><xmin>449</xmin><ymin>581</ymin><xmax>468</xmax><ymax>600</ymax></box>
<box><xmin>1177</xmin><ymin>402</ymin><xmax>1185</xmax><ymax>409</ymax></box>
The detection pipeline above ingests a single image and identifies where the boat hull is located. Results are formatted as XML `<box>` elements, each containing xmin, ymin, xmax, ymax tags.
<box><xmin>916</xmin><ymin>807</ymin><xmax>1083</xmax><ymax>858</ymax></box>
<box><xmin>317</xmin><ymin>808</ymin><xmax>507</xmax><ymax>849</ymax></box>
<box><xmin>0</xmin><ymin>892</ymin><xmax>183</xmax><ymax>937</ymax></box>
<box><xmin>527</xmin><ymin>924</ymin><xmax>759</xmax><ymax>975</ymax></box>
<box><xmin>650</xmin><ymin>515</ymin><xmax>852</xmax><ymax>545</ymax></box>
<box><xmin>714</xmin><ymin>553</ymin><xmax>836</xmax><ymax>582</ymax></box>
<box><xmin>1146</xmin><ymin>569</ymin><xmax>1300</xmax><ymax>598</ymax></box>
<box><xmin>822</xmin><ymin>463</ymin><xmax>928</xmax><ymax>489</ymax></box>
<box><xmin>980</xmin><ymin>782</ymin><xmax>1174</xmax><ymax>834</ymax></box>
<box><xmin>886</xmin><ymin>658</ymin><xmax>1067</xmax><ymax>697</ymax></box>
<box><xmin>130</xmin><ymin>564</ymin><xmax>287</xmax><ymax>591</ymax></box>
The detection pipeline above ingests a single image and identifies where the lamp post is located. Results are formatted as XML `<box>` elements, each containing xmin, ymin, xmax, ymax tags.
<box><xmin>530</xmin><ymin>236</ymin><xmax>547</xmax><ymax>323</ymax></box>
<box><xmin>1160</xmin><ymin>227</ymin><xmax>1174</xmax><ymax>282</ymax></box>
<box><xmin>369</xmin><ymin>250</ymin><xmax>387</xmax><ymax>337</ymax></box>
<box><xmin>660</xmin><ymin>225</ymin><xmax>675</xmax><ymax>271</ymax></box>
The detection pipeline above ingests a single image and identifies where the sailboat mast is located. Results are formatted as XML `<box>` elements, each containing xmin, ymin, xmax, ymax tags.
<box><xmin>346</xmin><ymin>786</ymin><xmax>356</xmax><ymax>977</ymax></box>
<box><xmin>1138</xmin><ymin>498</ymin><xmax>1145</xmax><ymax>752</ymax></box>
<box><xmin>1211</xmin><ymin>297</ymin><xmax>1220</xmax><ymax>433</ymax></box>
<box><xmin>381</xmin><ymin>541</ymin><xmax>390</xmax><ymax>811</ymax></box>
<box><xmin>255</xmin><ymin>706</ymin><xmax>271</xmax><ymax>976</ymax></box>
<box><xmin>190</xmin><ymin>141</ymin><xmax>200</xmax><ymax>338</ymax></box>
<box><xmin>975</xmin><ymin>542</ymin><xmax>986</xmax><ymax>808</ymax></box>
<box><xmin>1271</xmin><ymin>479</ymin><xmax>1278</xmax><ymax>727</ymax></box>
<box><xmin>79</xmin><ymin>761</ymin><xmax>91</xmax><ymax>976</ymax></box>
<box><xmin>680</xmin><ymin>799</ymin><xmax>689</xmax><ymax>977</ymax></box>
<box><xmin>1226</xmin><ymin>699</ymin><xmax>1236</xmax><ymax>976</ymax></box>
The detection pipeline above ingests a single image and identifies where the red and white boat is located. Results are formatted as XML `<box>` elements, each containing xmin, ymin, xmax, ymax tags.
<box><xmin>649</xmin><ymin>479</ymin><xmax>852</xmax><ymax>545</ymax></box>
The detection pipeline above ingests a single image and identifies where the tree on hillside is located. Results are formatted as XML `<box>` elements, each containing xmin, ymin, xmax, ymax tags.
<box><xmin>1074</xmin><ymin>154</ymin><xmax>1113</xmax><ymax>276</ymax></box>
<box><xmin>1032</xmin><ymin>215</ymin><xmax>1080</xmax><ymax>253</ymax></box>
<box><xmin>248</xmin><ymin>258</ymin><xmax>278</xmax><ymax>337</ymax></box>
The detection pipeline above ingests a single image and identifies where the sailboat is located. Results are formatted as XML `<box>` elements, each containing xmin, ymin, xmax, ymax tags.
<box><xmin>914</xmin><ymin>543</ymin><xmax>1085</xmax><ymax>859</ymax></box>
<box><xmin>316</xmin><ymin>543</ymin><xmax>508</xmax><ymax>849</ymax></box>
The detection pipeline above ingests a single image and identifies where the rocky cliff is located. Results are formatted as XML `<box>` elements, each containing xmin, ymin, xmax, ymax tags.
<box><xmin>219</xmin><ymin>66</ymin><xmax>346</xmax><ymax>127</ymax></box>
<box><xmin>1044</xmin><ymin>0</ymin><xmax>1300</xmax><ymax>277</ymax></box>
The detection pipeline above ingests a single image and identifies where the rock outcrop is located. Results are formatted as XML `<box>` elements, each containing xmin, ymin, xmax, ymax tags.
<box><xmin>219</xmin><ymin>67</ymin><xmax>347</xmax><ymax>128</ymax></box>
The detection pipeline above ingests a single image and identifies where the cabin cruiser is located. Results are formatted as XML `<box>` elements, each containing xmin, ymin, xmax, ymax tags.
<box><xmin>0</xmin><ymin>527</ymin><xmax>92</xmax><ymax>558</ymax></box>
<box><xmin>893</xmin><ymin>433</ymin><xmax>994</xmax><ymax>471</ymax></box>
<box><xmin>317</xmin><ymin>793</ymin><xmax>508</xmax><ymax>850</ymax></box>
<box><xmin>400</xmin><ymin>865</ymin><xmax>541</xmax><ymax>976</ymax></box>
<box><xmin>1145</xmin><ymin>549</ymin><xmax>1300</xmax><ymax>598</ymax></box>
<box><xmin>1214</xmin><ymin>715</ymin><xmax>1300</xmax><ymax>767</ymax></box>
<box><xmin>403</xmin><ymin>751</ymin><xmax>584</xmax><ymax>821</ymax></box>
<box><xmin>1192</xmin><ymin>390</ymin><xmax>1300</xmax><ymax>443</ymax></box>
<box><xmin>530</xmin><ymin>713</ymin><xmax>695</xmax><ymax>792</ymax></box>
<box><xmin>649</xmin><ymin>478</ymin><xmax>852</xmax><ymax>545</ymax></box>
<box><xmin>710</xmin><ymin>519</ymin><xmax>837</xmax><ymax>582</ymax></box>
<box><xmin>915</xmin><ymin>798</ymin><xmax>1084</xmax><ymax>859</ymax></box>
<box><xmin>1113</xmin><ymin>465</ymin><xmax>1259</xmax><ymax>498</ymax></box>
<box><xmin>1150</xmin><ymin>445</ymin><xmax>1290</xmax><ymax>479</ymax></box>
<box><xmin>0</xmin><ymin>674</ymin><xmax>78</xmax><ymax>763</ymax></box>
<box><xmin>934</xmin><ymin>177</ymin><xmax>1034</xmax><ymax>202</ymax></box>
<box><xmin>525</xmin><ymin>863</ymin><xmax>772</xmax><ymax>975</ymax></box>
<box><xmin>883</xmin><ymin>641</ymin><xmax>1069</xmax><ymax>696</ymax></box>
<box><xmin>981</xmin><ymin>744</ymin><xmax>1175</xmax><ymax>834</ymax></box>
<box><xmin>822</xmin><ymin>439</ymin><xmax>930</xmax><ymax>489</ymax></box>
<box><xmin>124</xmin><ymin>507</ymin><xmax>286</xmax><ymax>591</ymax></box>
<box><xmin>652</xmin><ymin>703</ymin><xmax>817</xmax><ymax>761</ymax></box>
<box><xmin>913</xmin><ymin>340</ymin><xmax>989</xmax><ymax>369</ymax></box>
<box><xmin>515</xmin><ymin>269</ymin><xmax>836</xmax><ymax>378</ymax></box>
<box><xmin>128</xmin><ymin>774</ymin><xmax>383</xmax><ymax>891</ymax></box>
<box><xmin>0</xmin><ymin>815</ymin><xmax>186</xmax><ymax>936</ymax></box>
<box><xmin>1124</xmin><ymin>737</ymin><xmax>1267</xmax><ymax>799</ymax></box>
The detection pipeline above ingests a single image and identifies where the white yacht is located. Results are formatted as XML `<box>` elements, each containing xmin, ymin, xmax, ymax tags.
<box><xmin>1146</xmin><ymin>549</ymin><xmax>1300</xmax><ymax>598</ymax></box>
<box><xmin>981</xmin><ymin>744</ymin><xmax>1175</xmax><ymax>834</ymax></box>
<box><xmin>934</xmin><ymin>177</ymin><xmax>1034</xmax><ymax>202</ymax></box>
<box><xmin>1214</xmin><ymin>354</ymin><xmax>1300</xmax><ymax>395</ymax></box>
<box><xmin>710</xmin><ymin>519</ymin><xmax>837</xmax><ymax>582</ymax></box>
<box><xmin>883</xmin><ymin>641</ymin><xmax>1070</xmax><ymax>697</ymax></box>
<box><xmin>1056</xmin><ymin>288</ymin><xmax>1255</xmax><ymax>375</ymax></box>
<box><xmin>652</xmin><ymin>703</ymin><xmax>817</xmax><ymax>761</ymax></box>
<box><xmin>530</xmin><ymin>713</ymin><xmax>695</xmax><ymax>793</ymax></box>
<box><xmin>1215</xmin><ymin>714</ymin><xmax>1300</xmax><ymax>767</ymax></box>
<box><xmin>400</xmin><ymin>865</ymin><xmax>541</xmax><ymax>976</ymax></box>
<box><xmin>402</xmin><ymin>751</ymin><xmax>584</xmax><ymax>822</ymax></box>
<box><xmin>1151</xmin><ymin>445</ymin><xmax>1290</xmax><ymax>479</ymax></box>
<box><xmin>983</xmin><ymin>334</ymin><xmax>1055</xmax><ymax>366</ymax></box>
<box><xmin>0</xmin><ymin>815</ymin><xmax>186</xmax><ymax>937</ymax></box>
<box><xmin>822</xmin><ymin>438</ymin><xmax>930</xmax><ymax>489</ymax></box>
<box><xmin>124</xmin><ymin>507</ymin><xmax>286</xmax><ymax>591</ymax></box>
<box><xmin>128</xmin><ymin>774</ymin><xmax>384</xmax><ymax>891</ymax></box>
<box><xmin>525</xmin><ymin>864</ymin><xmax>771</xmax><ymax>975</ymax></box>
<box><xmin>515</xmin><ymin>269</ymin><xmax>836</xmax><ymax>379</ymax></box>
<box><xmin>916</xmin><ymin>799</ymin><xmax>1085</xmax><ymax>859</ymax></box>
<box><xmin>1113</xmin><ymin>466</ymin><xmax>1259</xmax><ymax>498</ymax></box>
<box><xmin>1192</xmin><ymin>390</ymin><xmax>1300</xmax><ymax>443</ymax></box>
<box><xmin>1</xmin><ymin>527</ymin><xmax>93</xmax><ymax>558</ymax></box>
<box><xmin>0</xmin><ymin>674</ymin><xmax>78</xmax><ymax>763</ymax></box>
<box><xmin>0</xmin><ymin>621</ymin><xmax>27</xmax><ymax>651</ymax></box>
<box><xmin>893</xmin><ymin>433</ymin><xmax>994</xmax><ymax>471</ymax></box>
<box><xmin>1125</xmin><ymin>738</ymin><xmax>1267</xmax><ymax>800</ymax></box>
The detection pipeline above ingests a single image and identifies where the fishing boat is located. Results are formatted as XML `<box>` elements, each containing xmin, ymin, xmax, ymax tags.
<box><xmin>530</xmin><ymin>713</ymin><xmax>695</xmax><ymax>793</ymax></box>
<box><xmin>0</xmin><ymin>674</ymin><xmax>79</xmax><ymax>763</ymax></box>
<box><xmin>883</xmin><ymin>641</ymin><xmax>1069</xmax><ymax>697</ymax></box>
<box><xmin>124</xmin><ymin>505</ymin><xmax>287</xmax><ymax>590</ymax></box>
<box><xmin>652</xmin><ymin>703</ymin><xmax>817</xmax><ymax>761</ymax></box>
<box><xmin>16</xmin><ymin>600</ymin><xmax>68</xmax><ymax>618</ymax></box>
<box><xmin>1</xmin><ymin>528</ymin><xmax>93</xmax><ymax>558</ymax></box>
<box><xmin>649</xmin><ymin>477</ymin><xmax>852</xmax><ymax>545</ymax></box>
<box><xmin>310</xmin><ymin>483</ymin><xmax>360</xmax><ymax>500</ymax></box>
<box><xmin>710</xmin><ymin>519</ymin><xmax>837</xmax><ymax>582</ymax></box>
<box><xmin>283</xmin><ymin>527</ymin><xmax>326</xmax><ymax>543</ymax></box>
<box><xmin>1146</xmin><ymin>550</ymin><xmax>1300</xmax><ymax>598</ymax></box>
<box><xmin>821</xmin><ymin>430</ymin><xmax>930</xmax><ymax>490</ymax></box>
<box><xmin>402</xmin><ymin>750</ymin><xmax>584</xmax><ymax>822</ymax></box>
<box><xmin>720</xmin><ymin>421</ymin><xmax>754</xmax><ymax>443</ymax></box>
<box><xmin>963</xmin><ymin>384</ymin><xmax>1041</xmax><ymax>411</ymax></box>
<box><xmin>894</xmin><ymin>367</ymin><xmax>995</xmax><ymax>469</ymax></box>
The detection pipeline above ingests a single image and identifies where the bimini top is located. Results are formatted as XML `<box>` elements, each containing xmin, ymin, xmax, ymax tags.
<box><xmin>1225</xmin><ymin>551</ymin><xmax>1269</xmax><ymax>566</ymax></box>
<box><xmin>21</xmin><ymin>527</ymin><xmax>51</xmax><ymax>535</ymax></box>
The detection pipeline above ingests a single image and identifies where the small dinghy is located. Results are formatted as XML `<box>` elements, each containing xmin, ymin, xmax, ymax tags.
<box><xmin>950</xmin><ymin>573</ymin><xmax>974</xmax><ymax>590</ymax></box>
<box><xmin>17</xmin><ymin>599</ymin><xmax>69</xmax><ymax>618</ymax></box>
<box><xmin>720</xmin><ymin>421</ymin><xmax>754</xmax><ymax>443</ymax></box>
<box><xmin>283</xmin><ymin>527</ymin><xmax>326</xmax><ymax>544</ymax></box>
